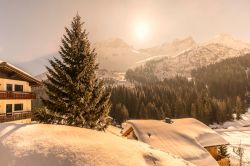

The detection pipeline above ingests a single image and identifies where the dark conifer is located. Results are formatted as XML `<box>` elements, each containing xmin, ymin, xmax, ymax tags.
<box><xmin>36</xmin><ymin>14</ymin><xmax>111</xmax><ymax>130</ymax></box>
<box><xmin>219</xmin><ymin>145</ymin><xmax>229</xmax><ymax>158</ymax></box>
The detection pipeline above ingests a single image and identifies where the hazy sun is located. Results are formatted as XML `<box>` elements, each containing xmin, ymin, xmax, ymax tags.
<box><xmin>134</xmin><ymin>21</ymin><xmax>150</xmax><ymax>40</ymax></box>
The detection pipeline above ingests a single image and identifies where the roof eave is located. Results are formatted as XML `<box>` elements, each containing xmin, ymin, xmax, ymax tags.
<box><xmin>0</xmin><ymin>62</ymin><xmax>42</xmax><ymax>86</ymax></box>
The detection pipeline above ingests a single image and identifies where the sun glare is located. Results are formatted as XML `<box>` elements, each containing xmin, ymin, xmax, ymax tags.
<box><xmin>134</xmin><ymin>21</ymin><xmax>150</xmax><ymax>41</ymax></box>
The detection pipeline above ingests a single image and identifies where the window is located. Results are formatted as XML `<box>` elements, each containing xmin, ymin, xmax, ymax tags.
<box><xmin>15</xmin><ymin>85</ymin><xmax>23</xmax><ymax>92</ymax></box>
<box><xmin>6</xmin><ymin>84</ymin><xmax>13</xmax><ymax>91</ymax></box>
<box><xmin>14</xmin><ymin>104</ymin><xmax>23</xmax><ymax>111</ymax></box>
<box><xmin>6</xmin><ymin>104</ymin><xmax>12</xmax><ymax>114</ymax></box>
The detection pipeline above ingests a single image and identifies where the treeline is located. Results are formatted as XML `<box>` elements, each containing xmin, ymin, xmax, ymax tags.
<box><xmin>191</xmin><ymin>54</ymin><xmax>250</xmax><ymax>100</ymax></box>
<box><xmin>110</xmin><ymin>54</ymin><xmax>250</xmax><ymax>125</ymax></box>
<box><xmin>125</xmin><ymin>59</ymin><xmax>160</xmax><ymax>83</ymax></box>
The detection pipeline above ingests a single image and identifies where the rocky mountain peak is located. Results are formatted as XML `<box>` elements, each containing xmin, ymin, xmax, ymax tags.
<box><xmin>207</xmin><ymin>33</ymin><xmax>250</xmax><ymax>50</ymax></box>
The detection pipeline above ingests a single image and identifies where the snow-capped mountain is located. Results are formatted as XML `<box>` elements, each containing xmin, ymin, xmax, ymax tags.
<box><xmin>139</xmin><ymin>34</ymin><xmax>250</xmax><ymax>79</ymax></box>
<box><xmin>93</xmin><ymin>37</ymin><xmax>199</xmax><ymax>72</ymax></box>
<box><xmin>93</xmin><ymin>38</ymin><xmax>151</xmax><ymax>71</ymax></box>
<box><xmin>140</xmin><ymin>36</ymin><xmax>197</xmax><ymax>57</ymax></box>
<box><xmin>206</xmin><ymin>33</ymin><xmax>250</xmax><ymax>50</ymax></box>
<box><xmin>34</xmin><ymin>34</ymin><xmax>250</xmax><ymax>81</ymax></box>
<box><xmin>35</xmin><ymin>37</ymin><xmax>198</xmax><ymax>81</ymax></box>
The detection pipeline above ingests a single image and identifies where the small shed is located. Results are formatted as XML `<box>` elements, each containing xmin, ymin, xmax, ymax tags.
<box><xmin>122</xmin><ymin>118</ymin><xmax>229</xmax><ymax>166</ymax></box>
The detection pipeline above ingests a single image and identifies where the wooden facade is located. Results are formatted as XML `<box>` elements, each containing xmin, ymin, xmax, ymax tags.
<box><xmin>0</xmin><ymin>111</ymin><xmax>32</xmax><ymax>123</ymax></box>
<box><xmin>205</xmin><ymin>146</ymin><xmax>230</xmax><ymax>166</ymax></box>
<box><xmin>206</xmin><ymin>146</ymin><xmax>219</xmax><ymax>159</ymax></box>
<box><xmin>0</xmin><ymin>61</ymin><xmax>40</xmax><ymax>122</ymax></box>
<box><xmin>217</xmin><ymin>158</ymin><xmax>230</xmax><ymax>166</ymax></box>
<box><xmin>0</xmin><ymin>91</ymin><xmax>36</xmax><ymax>99</ymax></box>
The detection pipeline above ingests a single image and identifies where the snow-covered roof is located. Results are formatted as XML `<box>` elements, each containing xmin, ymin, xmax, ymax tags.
<box><xmin>122</xmin><ymin>118</ymin><xmax>229</xmax><ymax>166</ymax></box>
<box><xmin>0</xmin><ymin>61</ymin><xmax>41</xmax><ymax>86</ymax></box>
<box><xmin>0</xmin><ymin>123</ymin><xmax>194</xmax><ymax>166</ymax></box>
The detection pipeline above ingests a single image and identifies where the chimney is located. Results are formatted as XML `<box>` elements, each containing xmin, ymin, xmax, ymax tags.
<box><xmin>165</xmin><ymin>117</ymin><xmax>173</xmax><ymax>124</ymax></box>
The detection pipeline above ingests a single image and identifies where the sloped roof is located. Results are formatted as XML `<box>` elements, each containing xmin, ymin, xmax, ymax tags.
<box><xmin>0</xmin><ymin>61</ymin><xmax>41</xmax><ymax>86</ymax></box>
<box><xmin>122</xmin><ymin>118</ymin><xmax>228</xmax><ymax>166</ymax></box>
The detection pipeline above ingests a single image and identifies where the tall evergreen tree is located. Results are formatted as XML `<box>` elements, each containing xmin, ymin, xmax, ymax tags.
<box><xmin>36</xmin><ymin>14</ymin><xmax>111</xmax><ymax>130</ymax></box>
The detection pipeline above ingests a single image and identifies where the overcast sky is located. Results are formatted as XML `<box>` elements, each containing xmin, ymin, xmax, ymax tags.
<box><xmin>1</xmin><ymin>0</ymin><xmax>250</xmax><ymax>67</ymax></box>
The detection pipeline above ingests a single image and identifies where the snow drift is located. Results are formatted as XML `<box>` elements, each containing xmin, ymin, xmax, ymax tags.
<box><xmin>0</xmin><ymin>123</ymin><xmax>193</xmax><ymax>166</ymax></box>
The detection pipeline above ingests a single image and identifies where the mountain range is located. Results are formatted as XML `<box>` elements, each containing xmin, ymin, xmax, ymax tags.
<box><xmin>136</xmin><ymin>34</ymin><xmax>250</xmax><ymax>79</ymax></box>
<box><xmin>30</xmin><ymin>34</ymin><xmax>250</xmax><ymax>81</ymax></box>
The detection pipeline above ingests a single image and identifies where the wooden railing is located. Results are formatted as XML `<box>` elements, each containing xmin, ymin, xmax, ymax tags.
<box><xmin>0</xmin><ymin>111</ymin><xmax>32</xmax><ymax>123</ymax></box>
<box><xmin>0</xmin><ymin>91</ymin><xmax>36</xmax><ymax>99</ymax></box>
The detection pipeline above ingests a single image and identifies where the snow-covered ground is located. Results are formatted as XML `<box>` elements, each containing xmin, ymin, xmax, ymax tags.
<box><xmin>0</xmin><ymin>123</ymin><xmax>194</xmax><ymax>166</ymax></box>
<box><xmin>212</xmin><ymin>109</ymin><xmax>250</xmax><ymax>165</ymax></box>
<box><xmin>217</xmin><ymin>128</ymin><xmax>250</xmax><ymax>165</ymax></box>
<box><xmin>211</xmin><ymin>109</ymin><xmax>250</xmax><ymax>129</ymax></box>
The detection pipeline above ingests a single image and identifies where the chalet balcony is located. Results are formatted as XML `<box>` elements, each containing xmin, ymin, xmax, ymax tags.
<box><xmin>0</xmin><ymin>111</ymin><xmax>32</xmax><ymax>123</ymax></box>
<box><xmin>0</xmin><ymin>91</ymin><xmax>36</xmax><ymax>99</ymax></box>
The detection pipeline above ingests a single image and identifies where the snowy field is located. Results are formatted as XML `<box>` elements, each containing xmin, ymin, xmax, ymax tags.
<box><xmin>0</xmin><ymin>123</ymin><xmax>193</xmax><ymax>166</ymax></box>
<box><xmin>217</xmin><ymin>128</ymin><xmax>250</xmax><ymax>165</ymax></box>
<box><xmin>213</xmin><ymin>109</ymin><xmax>250</xmax><ymax>165</ymax></box>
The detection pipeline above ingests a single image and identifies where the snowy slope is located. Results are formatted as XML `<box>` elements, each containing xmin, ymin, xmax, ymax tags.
<box><xmin>211</xmin><ymin>109</ymin><xmax>250</xmax><ymax>129</ymax></box>
<box><xmin>212</xmin><ymin>109</ymin><xmax>250</xmax><ymax>165</ymax></box>
<box><xmin>216</xmin><ymin>128</ymin><xmax>250</xmax><ymax>165</ymax></box>
<box><xmin>0</xmin><ymin>123</ymin><xmax>194</xmax><ymax>166</ymax></box>
<box><xmin>206</xmin><ymin>33</ymin><xmax>250</xmax><ymax>50</ymax></box>
<box><xmin>140</xmin><ymin>37</ymin><xmax>197</xmax><ymax>58</ymax></box>
<box><xmin>94</xmin><ymin>38</ymin><xmax>151</xmax><ymax>71</ymax></box>
<box><xmin>95</xmin><ymin>37</ymin><xmax>197</xmax><ymax>72</ymax></box>
<box><xmin>138</xmin><ymin>34</ymin><xmax>250</xmax><ymax>79</ymax></box>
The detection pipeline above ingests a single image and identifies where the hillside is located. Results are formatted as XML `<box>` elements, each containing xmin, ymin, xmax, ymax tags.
<box><xmin>140</xmin><ymin>36</ymin><xmax>197</xmax><ymax>57</ymax></box>
<box><xmin>94</xmin><ymin>38</ymin><xmax>150</xmax><ymax>71</ymax></box>
<box><xmin>206</xmin><ymin>33</ymin><xmax>250</xmax><ymax>50</ymax></box>
<box><xmin>93</xmin><ymin>37</ymin><xmax>198</xmax><ymax>72</ymax></box>
<box><xmin>0</xmin><ymin>123</ymin><xmax>193</xmax><ymax>166</ymax></box>
<box><xmin>132</xmin><ymin>34</ymin><xmax>250</xmax><ymax>80</ymax></box>
<box><xmin>113</xmin><ymin>54</ymin><xmax>250</xmax><ymax>126</ymax></box>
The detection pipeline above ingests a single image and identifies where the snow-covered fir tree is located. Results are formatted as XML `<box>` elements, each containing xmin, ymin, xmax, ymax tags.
<box><xmin>35</xmin><ymin>14</ymin><xmax>111</xmax><ymax>130</ymax></box>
